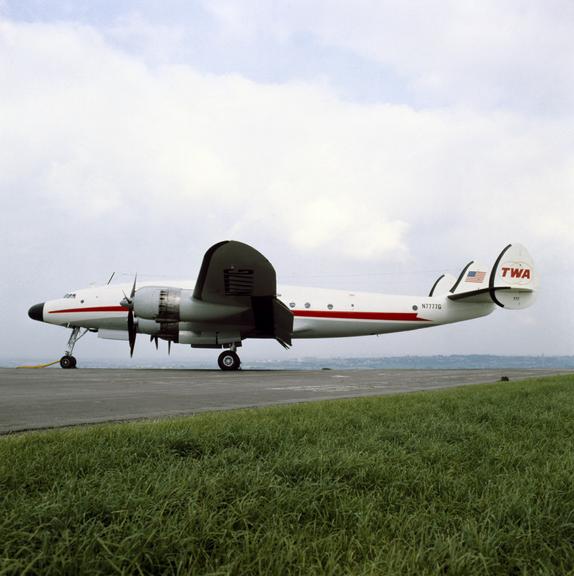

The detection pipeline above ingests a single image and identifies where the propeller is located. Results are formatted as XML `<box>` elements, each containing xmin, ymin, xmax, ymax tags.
<box><xmin>127</xmin><ymin>309</ymin><xmax>136</xmax><ymax>357</ymax></box>
<box><xmin>120</xmin><ymin>275</ymin><xmax>137</xmax><ymax>357</ymax></box>
<box><xmin>150</xmin><ymin>335</ymin><xmax>159</xmax><ymax>350</ymax></box>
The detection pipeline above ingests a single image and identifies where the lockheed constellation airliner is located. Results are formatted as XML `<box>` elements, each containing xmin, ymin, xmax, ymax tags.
<box><xmin>28</xmin><ymin>241</ymin><xmax>537</xmax><ymax>370</ymax></box>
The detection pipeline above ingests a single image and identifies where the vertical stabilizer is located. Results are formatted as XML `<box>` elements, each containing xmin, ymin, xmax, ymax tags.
<box><xmin>447</xmin><ymin>243</ymin><xmax>538</xmax><ymax>308</ymax></box>
<box><xmin>489</xmin><ymin>243</ymin><xmax>537</xmax><ymax>309</ymax></box>
<box><xmin>450</xmin><ymin>261</ymin><xmax>489</xmax><ymax>295</ymax></box>
<box><xmin>428</xmin><ymin>273</ymin><xmax>457</xmax><ymax>296</ymax></box>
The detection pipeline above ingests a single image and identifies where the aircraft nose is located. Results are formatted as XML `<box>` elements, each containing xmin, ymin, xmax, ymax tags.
<box><xmin>28</xmin><ymin>302</ymin><xmax>45</xmax><ymax>322</ymax></box>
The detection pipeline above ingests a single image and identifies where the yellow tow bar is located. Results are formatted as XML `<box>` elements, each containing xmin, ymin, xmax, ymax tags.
<box><xmin>17</xmin><ymin>360</ymin><xmax>60</xmax><ymax>369</ymax></box>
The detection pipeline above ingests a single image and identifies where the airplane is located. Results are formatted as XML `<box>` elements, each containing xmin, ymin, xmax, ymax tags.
<box><xmin>28</xmin><ymin>240</ymin><xmax>537</xmax><ymax>371</ymax></box>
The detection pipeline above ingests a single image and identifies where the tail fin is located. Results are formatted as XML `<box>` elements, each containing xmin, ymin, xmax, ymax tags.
<box><xmin>447</xmin><ymin>243</ymin><xmax>537</xmax><ymax>309</ymax></box>
<box><xmin>428</xmin><ymin>273</ymin><xmax>457</xmax><ymax>296</ymax></box>
<box><xmin>488</xmin><ymin>243</ymin><xmax>537</xmax><ymax>308</ymax></box>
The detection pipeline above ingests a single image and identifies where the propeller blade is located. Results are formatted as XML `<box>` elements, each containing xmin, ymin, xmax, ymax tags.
<box><xmin>120</xmin><ymin>274</ymin><xmax>137</xmax><ymax>308</ymax></box>
<box><xmin>130</xmin><ymin>274</ymin><xmax>137</xmax><ymax>299</ymax></box>
<box><xmin>168</xmin><ymin>341</ymin><xmax>171</xmax><ymax>355</ymax></box>
<box><xmin>124</xmin><ymin>273</ymin><xmax>138</xmax><ymax>357</ymax></box>
<box><xmin>120</xmin><ymin>291</ymin><xmax>130</xmax><ymax>308</ymax></box>
<box><xmin>127</xmin><ymin>309</ymin><xmax>136</xmax><ymax>357</ymax></box>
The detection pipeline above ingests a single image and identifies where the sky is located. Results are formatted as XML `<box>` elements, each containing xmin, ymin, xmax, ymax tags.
<box><xmin>0</xmin><ymin>0</ymin><xmax>573</xmax><ymax>363</ymax></box>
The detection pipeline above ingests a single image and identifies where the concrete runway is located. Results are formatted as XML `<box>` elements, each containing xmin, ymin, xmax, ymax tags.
<box><xmin>0</xmin><ymin>368</ymin><xmax>569</xmax><ymax>434</ymax></box>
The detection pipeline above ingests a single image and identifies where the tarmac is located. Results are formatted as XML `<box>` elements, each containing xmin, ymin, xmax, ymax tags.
<box><xmin>0</xmin><ymin>368</ymin><xmax>570</xmax><ymax>434</ymax></box>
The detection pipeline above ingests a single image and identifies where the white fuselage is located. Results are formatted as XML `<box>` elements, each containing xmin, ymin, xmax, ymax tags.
<box><xmin>40</xmin><ymin>281</ymin><xmax>495</xmax><ymax>340</ymax></box>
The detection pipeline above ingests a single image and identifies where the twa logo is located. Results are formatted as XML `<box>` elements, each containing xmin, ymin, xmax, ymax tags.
<box><xmin>500</xmin><ymin>261</ymin><xmax>532</xmax><ymax>285</ymax></box>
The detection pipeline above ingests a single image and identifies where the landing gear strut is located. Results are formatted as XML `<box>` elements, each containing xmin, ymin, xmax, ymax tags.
<box><xmin>60</xmin><ymin>327</ymin><xmax>88</xmax><ymax>369</ymax></box>
<box><xmin>218</xmin><ymin>348</ymin><xmax>241</xmax><ymax>371</ymax></box>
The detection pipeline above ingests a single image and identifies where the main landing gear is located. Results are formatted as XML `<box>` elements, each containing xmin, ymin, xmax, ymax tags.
<box><xmin>60</xmin><ymin>326</ymin><xmax>88</xmax><ymax>369</ymax></box>
<box><xmin>218</xmin><ymin>347</ymin><xmax>241</xmax><ymax>371</ymax></box>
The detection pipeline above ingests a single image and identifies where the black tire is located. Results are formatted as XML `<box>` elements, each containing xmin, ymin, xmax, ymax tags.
<box><xmin>218</xmin><ymin>351</ymin><xmax>241</xmax><ymax>371</ymax></box>
<box><xmin>60</xmin><ymin>355</ymin><xmax>77</xmax><ymax>369</ymax></box>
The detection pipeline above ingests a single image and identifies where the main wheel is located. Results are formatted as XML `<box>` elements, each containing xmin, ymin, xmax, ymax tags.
<box><xmin>218</xmin><ymin>351</ymin><xmax>241</xmax><ymax>371</ymax></box>
<box><xmin>60</xmin><ymin>355</ymin><xmax>77</xmax><ymax>369</ymax></box>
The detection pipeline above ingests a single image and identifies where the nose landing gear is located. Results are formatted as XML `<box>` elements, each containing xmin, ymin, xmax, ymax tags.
<box><xmin>60</xmin><ymin>327</ymin><xmax>88</xmax><ymax>369</ymax></box>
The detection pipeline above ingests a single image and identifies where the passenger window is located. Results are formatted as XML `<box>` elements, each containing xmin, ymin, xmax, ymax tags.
<box><xmin>327</xmin><ymin>304</ymin><xmax>333</xmax><ymax>310</ymax></box>
<box><xmin>305</xmin><ymin>302</ymin><xmax>311</xmax><ymax>309</ymax></box>
<box><xmin>289</xmin><ymin>302</ymin><xmax>296</xmax><ymax>308</ymax></box>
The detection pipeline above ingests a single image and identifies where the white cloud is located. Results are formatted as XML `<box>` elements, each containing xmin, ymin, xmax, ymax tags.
<box><xmin>204</xmin><ymin>0</ymin><xmax>574</xmax><ymax>112</ymax></box>
<box><xmin>1</xmin><ymin>18</ymin><xmax>572</xmax><ymax>257</ymax></box>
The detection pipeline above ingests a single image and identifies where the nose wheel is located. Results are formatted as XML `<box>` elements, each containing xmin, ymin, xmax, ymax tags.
<box><xmin>218</xmin><ymin>350</ymin><xmax>241</xmax><ymax>371</ymax></box>
<box><xmin>60</xmin><ymin>355</ymin><xmax>77</xmax><ymax>369</ymax></box>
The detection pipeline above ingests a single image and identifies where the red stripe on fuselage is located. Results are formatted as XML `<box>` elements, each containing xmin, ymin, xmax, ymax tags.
<box><xmin>292</xmin><ymin>310</ymin><xmax>429</xmax><ymax>322</ymax></box>
<box><xmin>47</xmin><ymin>306</ymin><xmax>428</xmax><ymax>322</ymax></box>
<box><xmin>49</xmin><ymin>306</ymin><xmax>128</xmax><ymax>314</ymax></box>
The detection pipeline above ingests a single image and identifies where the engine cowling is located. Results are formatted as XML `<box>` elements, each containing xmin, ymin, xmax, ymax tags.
<box><xmin>133</xmin><ymin>287</ymin><xmax>184</xmax><ymax>321</ymax></box>
<box><xmin>133</xmin><ymin>286</ymin><xmax>250</xmax><ymax>324</ymax></box>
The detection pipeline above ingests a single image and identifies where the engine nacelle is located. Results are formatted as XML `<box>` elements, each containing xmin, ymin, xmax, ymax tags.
<box><xmin>136</xmin><ymin>318</ymin><xmax>178</xmax><ymax>341</ymax></box>
<box><xmin>133</xmin><ymin>286</ymin><xmax>185</xmax><ymax>322</ymax></box>
<box><xmin>133</xmin><ymin>286</ymin><xmax>249</xmax><ymax>323</ymax></box>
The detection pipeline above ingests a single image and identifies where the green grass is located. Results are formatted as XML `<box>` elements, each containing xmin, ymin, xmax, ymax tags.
<box><xmin>1</xmin><ymin>375</ymin><xmax>574</xmax><ymax>575</ymax></box>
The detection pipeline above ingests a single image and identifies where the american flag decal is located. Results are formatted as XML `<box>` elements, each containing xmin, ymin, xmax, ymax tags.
<box><xmin>466</xmin><ymin>270</ymin><xmax>486</xmax><ymax>283</ymax></box>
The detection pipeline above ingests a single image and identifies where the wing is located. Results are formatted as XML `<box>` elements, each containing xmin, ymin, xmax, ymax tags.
<box><xmin>193</xmin><ymin>241</ymin><xmax>293</xmax><ymax>346</ymax></box>
<box><xmin>194</xmin><ymin>240</ymin><xmax>277</xmax><ymax>302</ymax></box>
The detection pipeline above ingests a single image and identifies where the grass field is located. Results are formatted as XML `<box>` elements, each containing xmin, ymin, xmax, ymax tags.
<box><xmin>1</xmin><ymin>374</ymin><xmax>574</xmax><ymax>575</ymax></box>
